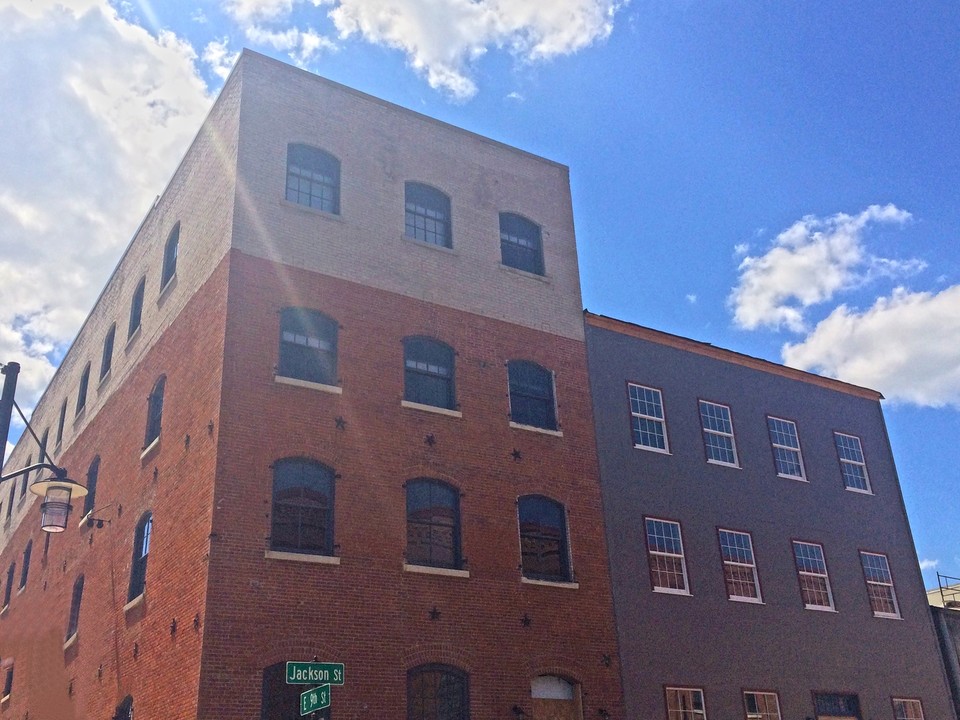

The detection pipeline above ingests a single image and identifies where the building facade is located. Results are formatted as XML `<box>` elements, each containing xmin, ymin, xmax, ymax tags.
<box><xmin>0</xmin><ymin>51</ymin><xmax>623</xmax><ymax>719</ymax></box>
<box><xmin>584</xmin><ymin>312</ymin><xmax>956</xmax><ymax>720</ymax></box>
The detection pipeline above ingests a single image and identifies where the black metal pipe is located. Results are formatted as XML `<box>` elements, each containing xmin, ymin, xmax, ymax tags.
<box><xmin>0</xmin><ymin>362</ymin><xmax>20</xmax><ymax>462</ymax></box>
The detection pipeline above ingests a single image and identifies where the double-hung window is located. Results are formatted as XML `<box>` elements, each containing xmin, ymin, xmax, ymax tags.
<box><xmin>508</xmin><ymin>361</ymin><xmax>557</xmax><ymax>431</ymax></box>
<box><xmin>860</xmin><ymin>551</ymin><xmax>900</xmax><ymax>618</ymax></box>
<box><xmin>66</xmin><ymin>575</ymin><xmax>84</xmax><ymax>641</ymax></box>
<box><xmin>767</xmin><ymin>417</ymin><xmax>804</xmax><ymax>480</ymax></box>
<box><xmin>645</xmin><ymin>518</ymin><xmax>688</xmax><ymax>594</ymax></box>
<box><xmin>128</xmin><ymin>277</ymin><xmax>145</xmax><ymax>340</ymax></box>
<box><xmin>161</xmin><ymin>223</ymin><xmax>179</xmax><ymax>289</ymax></box>
<box><xmin>100</xmin><ymin>324</ymin><xmax>116</xmax><ymax>381</ymax></box>
<box><xmin>404</xmin><ymin>337</ymin><xmax>455</xmax><ymax>410</ymax></box>
<box><xmin>666</xmin><ymin>687</ymin><xmax>706</xmax><ymax>720</ymax></box>
<box><xmin>793</xmin><ymin>541</ymin><xmax>834</xmax><ymax>610</ymax></box>
<box><xmin>285</xmin><ymin>144</ymin><xmax>341</xmax><ymax>214</ymax></box>
<box><xmin>144</xmin><ymin>376</ymin><xmax>165</xmax><ymax>448</ymax></box>
<box><xmin>406</xmin><ymin>479</ymin><xmax>461</xmax><ymax>569</ymax></box>
<box><xmin>128</xmin><ymin>513</ymin><xmax>152</xmax><ymax>601</ymax></box>
<box><xmin>630</xmin><ymin>384</ymin><xmax>668</xmax><ymax>452</ymax></box>
<box><xmin>76</xmin><ymin>363</ymin><xmax>91</xmax><ymax>415</ymax></box>
<box><xmin>893</xmin><ymin>699</ymin><xmax>924</xmax><ymax>720</ymax></box>
<box><xmin>699</xmin><ymin>400</ymin><xmax>737</xmax><ymax>466</ymax></box>
<box><xmin>744</xmin><ymin>691</ymin><xmax>781</xmax><ymax>720</ymax></box>
<box><xmin>83</xmin><ymin>456</ymin><xmax>100</xmax><ymax>517</ymax></box>
<box><xmin>518</xmin><ymin>495</ymin><xmax>571</xmax><ymax>582</ymax></box>
<box><xmin>271</xmin><ymin>458</ymin><xmax>335</xmax><ymax>556</ymax></box>
<box><xmin>278</xmin><ymin>308</ymin><xmax>338</xmax><ymax>387</ymax></box>
<box><xmin>835</xmin><ymin>432</ymin><xmax>871</xmax><ymax>492</ymax></box>
<box><xmin>405</xmin><ymin>183</ymin><xmax>452</xmax><ymax>248</ymax></box>
<box><xmin>718</xmin><ymin>529</ymin><xmax>761</xmax><ymax>602</ymax></box>
<box><xmin>499</xmin><ymin>213</ymin><xmax>544</xmax><ymax>275</ymax></box>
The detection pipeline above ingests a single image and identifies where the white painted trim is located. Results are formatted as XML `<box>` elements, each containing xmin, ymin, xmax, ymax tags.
<box><xmin>123</xmin><ymin>593</ymin><xmax>145</xmax><ymax>613</ymax></box>
<box><xmin>265</xmin><ymin>550</ymin><xmax>341</xmax><ymax>565</ymax></box>
<box><xmin>274</xmin><ymin>375</ymin><xmax>342</xmax><ymax>395</ymax></box>
<box><xmin>653</xmin><ymin>587</ymin><xmax>691</xmax><ymax>597</ymax></box>
<box><xmin>140</xmin><ymin>437</ymin><xmax>160</xmax><ymax>460</ymax></box>
<box><xmin>509</xmin><ymin>422</ymin><xmax>563</xmax><ymax>437</ymax></box>
<box><xmin>521</xmin><ymin>577</ymin><xmax>579</xmax><ymax>590</ymax></box>
<box><xmin>403</xmin><ymin>564</ymin><xmax>469</xmax><ymax>578</ymax></box>
<box><xmin>63</xmin><ymin>633</ymin><xmax>78</xmax><ymax>651</ymax></box>
<box><xmin>634</xmin><ymin>443</ymin><xmax>670</xmax><ymax>455</ymax></box>
<box><xmin>400</xmin><ymin>401</ymin><xmax>462</xmax><ymax>418</ymax></box>
<box><xmin>124</xmin><ymin>326</ymin><xmax>142</xmax><ymax>352</ymax></box>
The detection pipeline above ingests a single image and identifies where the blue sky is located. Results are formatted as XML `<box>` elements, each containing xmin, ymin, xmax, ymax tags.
<box><xmin>1</xmin><ymin>0</ymin><xmax>957</xmax><ymax>587</ymax></box>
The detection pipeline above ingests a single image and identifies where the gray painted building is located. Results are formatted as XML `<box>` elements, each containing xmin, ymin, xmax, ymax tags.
<box><xmin>584</xmin><ymin>312</ymin><xmax>955</xmax><ymax>720</ymax></box>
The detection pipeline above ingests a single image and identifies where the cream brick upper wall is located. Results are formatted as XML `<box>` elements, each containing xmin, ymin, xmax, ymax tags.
<box><xmin>0</xmin><ymin>65</ymin><xmax>243</xmax><ymax>542</ymax></box>
<box><xmin>231</xmin><ymin>51</ymin><xmax>585</xmax><ymax>341</ymax></box>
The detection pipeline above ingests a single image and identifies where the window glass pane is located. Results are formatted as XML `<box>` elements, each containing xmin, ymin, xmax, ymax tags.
<box><xmin>272</xmin><ymin>459</ymin><xmax>335</xmax><ymax>555</ymax></box>
<box><xmin>407</xmin><ymin>480</ymin><xmax>460</xmax><ymax>568</ymax></box>
<box><xmin>286</xmin><ymin>144</ymin><xmax>341</xmax><ymax>215</ymax></box>
<box><xmin>405</xmin><ymin>183</ymin><xmax>451</xmax><ymax>248</ymax></box>
<box><xmin>279</xmin><ymin>309</ymin><xmax>338</xmax><ymax>385</ymax></box>
<box><xmin>508</xmin><ymin>362</ymin><xmax>556</xmax><ymax>430</ymax></box>
<box><xmin>499</xmin><ymin>213</ymin><xmax>543</xmax><ymax>275</ymax></box>
<box><xmin>518</xmin><ymin>496</ymin><xmax>569</xmax><ymax>581</ymax></box>
<box><xmin>405</xmin><ymin>338</ymin><xmax>455</xmax><ymax>409</ymax></box>
<box><xmin>407</xmin><ymin>665</ymin><xmax>468</xmax><ymax>720</ymax></box>
<box><xmin>630</xmin><ymin>384</ymin><xmax>668</xmax><ymax>451</ymax></box>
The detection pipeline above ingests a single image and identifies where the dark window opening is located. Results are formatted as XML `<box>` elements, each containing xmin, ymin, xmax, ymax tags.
<box><xmin>507</xmin><ymin>361</ymin><xmax>557</xmax><ymax>430</ymax></box>
<box><xmin>18</xmin><ymin>541</ymin><xmax>31</xmax><ymax>590</ymax></box>
<box><xmin>128</xmin><ymin>513</ymin><xmax>152</xmax><ymax>601</ymax></box>
<box><xmin>66</xmin><ymin>575</ymin><xmax>84</xmax><ymax>640</ymax></box>
<box><xmin>144</xmin><ymin>376</ymin><xmax>165</xmax><ymax>447</ymax></box>
<box><xmin>3</xmin><ymin>563</ymin><xmax>14</xmax><ymax>607</ymax></box>
<box><xmin>404</xmin><ymin>337</ymin><xmax>455</xmax><ymax>410</ymax></box>
<box><xmin>56</xmin><ymin>400</ymin><xmax>67</xmax><ymax>446</ymax></box>
<box><xmin>278</xmin><ymin>309</ymin><xmax>338</xmax><ymax>386</ymax></box>
<box><xmin>405</xmin><ymin>183</ymin><xmax>451</xmax><ymax>248</ymax></box>
<box><xmin>83</xmin><ymin>456</ymin><xmax>100</xmax><ymax>517</ymax></box>
<box><xmin>100</xmin><ymin>324</ymin><xmax>116</xmax><ymax>380</ymax></box>
<box><xmin>286</xmin><ymin>144</ymin><xmax>341</xmax><ymax>215</ymax></box>
<box><xmin>499</xmin><ymin>213</ymin><xmax>544</xmax><ymax>275</ymax></box>
<box><xmin>161</xmin><ymin>223</ymin><xmax>180</xmax><ymax>289</ymax></box>
<box><xmin>271</xmin><ymin>459</ymin><xmax>335</xmax><ymax>556</ymax></box>
<box><xmin>19</xmin><ymin>455</ymin><xmax>31</xmax><ymax>500</ymax></box>
<box><xmin>406</xmin><ymin>479</ymin><xmax>461</xmax><ymax>569</ymax></box>
<box><xmin>76</xmin><ymin>363</ymin><xmax>91</xmax><ymax>415</ymax></box>
<box><xmin>113</xmin><ymin>695</ymin><xmax>134</xmax><ymax>720</ymax></box>
<box><xmin>518</xmin><ymin>495</ymin><xmax>570</xmax><ymax>582</ymax></box>
<box><xmin>128</xmin><ymin>277</ymin><xmax>146</xmax><ymax>339</ymax></box>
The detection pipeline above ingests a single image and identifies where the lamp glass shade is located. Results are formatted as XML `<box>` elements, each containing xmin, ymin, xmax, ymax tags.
<box><xmin>40</xmin><ymin>486</ymin><xmax>72</xmax><ymax>533</ymax></box>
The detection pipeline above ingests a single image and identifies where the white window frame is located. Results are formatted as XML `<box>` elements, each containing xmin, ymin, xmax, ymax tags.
<box><xmin>860</xmin><ymin>551</ymin><xmax>900</xmax><ymax>618</ymax></box>
<box><xmin>893</xmin><ymin>698</ymin><xmax>924</xmax><ymax>720</ymax></box>
<box><xmin>629</xmin><ymin>383</ymin><xmax>669</xmax><ymax>453</ymax></box>
<box><xmin>666</xmin><ymin>686</ymin><xmax>706</xmax><ymax>720</ymax></box>
<box><xmin>744</xmin><ymin>691</ymin><xmax>781</xmax><ymax>720</ymax></box>
<box><xmin>718</xmin><ymin>529</ymin><xmax>762</xmax><ymax>603</ymax></box>
<box><xmin>645</xmin><ymin>517</ymin><xmax>689</xmax><ymax>595</ymax></box>
<box><xmin>699</xmin><ymin>400</ymin><xmax>738</xmax><ymax>467</ymax></box>
<box><xmin>835</xmin><ymin>432</ymin><xmax>871</xmax><ymax>493</ymax></box>
<box><xmin>792</xmin><ymin>541</ymin><xmax>834</xmax><ymax>611</ymax></box>
<box><xmin>767</xmin><ymin>416</ymin><xmax>805</xmax><ymax>480</ymax></box>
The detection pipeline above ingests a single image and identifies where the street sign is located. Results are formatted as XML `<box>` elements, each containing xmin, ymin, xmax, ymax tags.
<box><xmin>286</xmin><ymin>662</ymin><xmax>345</xmax><ymax>686</ymax></box>
<box><xmin>300</xmin><ymin>684</ymin><xmax>331</xmax><ymax>716</ymax></box>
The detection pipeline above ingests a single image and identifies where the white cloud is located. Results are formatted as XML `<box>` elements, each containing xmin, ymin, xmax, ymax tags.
<box><xmin>203</xmin><ymin>37</ymin><xmax>241</xmax><ymax>79</ymax></box>
<box><xmin>782</xmin><ymin>285</ymin><xmax>960</xmax><ymax>407</ymax></box>
<box><xmin>0</xmin><ymin>2</ymin><xmax>210</xmax><ymax>413</ymax></box>
<box><xmin>221</xmin><ymin>0</ymin><xmax>625</xmax><ymax>99</ymax></box>
<box><xmin>733</xmin><ymin>242</ymin><xmax>749</xmax><ymax>257</ymax></box>
<box><xmin>244</xmin><ymin>24</ymin><xmax>336</xmax><ymax>65</ymax></box>
<box><xmin>686</xmin><ymin>294</ymin><xmax>697</xmax><ymax>304</ymax></box>
<box><xmin>919</xmin><ymin>558</ymin><xmax>940</xmax><ymax>571</ymax></box>
<box><xmin>505</xmin><ymin>91</ymin><xmax>524</xmax><ymax>101</ymax></box>
<box><xmin>729</xmin><ymin>204</ymin><xmax>919</xmax><ymax>332</ymax></box>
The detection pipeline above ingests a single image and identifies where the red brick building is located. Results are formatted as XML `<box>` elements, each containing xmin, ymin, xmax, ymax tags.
<box><xmin>0</xmin><ymin>51</ymin><xmax>624</xmax><ymax>719</ymax></box>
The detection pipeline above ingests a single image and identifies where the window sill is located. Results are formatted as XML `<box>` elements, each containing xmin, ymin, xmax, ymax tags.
<box><xmin>97</xmin><ymin>369</ymin><xmax>112</xmax><ymax>390</ymax></box>
<box><xmin>404</xmin><ymin>564</ymin><xmax>469</xmax><ymax>578</ymax></box>
<box><xmin>653</xmin><ymin>587</ymin><xmax>691</xmax><ymax>596</ymax></box>
<box><xmin>63</xmin><ymin>633</ymin><xmax>78</xmax><ymax>651</ymax></box>
<box><xmin>845</xmin><ymin>487</ymin><xmax>873</xmax><ymax>495</ymax></box>
<box><xmin>401</xmin><ymin>400</ymin><xmax>462</xmax><ymax>418</ymax></box>
<box><xmin>0</xmin><ymin>694</ymin><xmax>8</xmax><ymax>706</ymax></box>
<box><xmin>123</xmin><ymin>593</ymin><xmax>145</xmax><ymax>613</ymax></box>
<box><xmin>777</xmin><ymin>473</ymin><xmax>807</xmax><ymax>482</ymax></box>
<box><xmin>509</xmin><ymin>422</ymin><xmax>562</xmax><ymax>437</ymax></box>
<box><xmin>402</xmin><ymin>233</ymin><xmax>457</xmax><ymax>255</ymax></box>
<box><xmin>16</xmin><ymin>586</ymin><xmax>24</xmax><ymax>597</ymax></box>
<box><xmin>77</xmin><ymin>510</ymin><xmax>93</xmax><ymax>529</ymax></box>
<box><xmin>74</xmin><ymin>405</ymin><xmax>86</xmax><ymax>421</ymax></box>
<box><xmin>158</xmin><ymin>274</ymin><xmax>177</xmax><ymax>304</ymax></box>
<box><xmin>140</xmin><ymin>437</ymin><xmax>160</xmax><ymax>461</ymax></box>
<box><xmin>804</xmin><ymin>605</ymin><xmax>837</xmax><ymax>613</ymax></box>
<box><xmin>124</xmin><ymin>326</ymin><xmax>142</xmax><ymax>353</ymax></box>
<box><xmin>706</xmin><ymin>459</ymin><xmax>740</xmax><ymax>469</ymax></box>
<box><xmin>729</xmin><ymin>596</ymin><xmax>764</xmax><ymax>605</ymax></box>
<box><xmin>265</xmin><ymin>550</ymin><xmax>340</xmax><ymax>565</ymax></box>
<box><xmin>873</xmin><ymin>612</ymin><xmax>902</xmax><ymax>620</ymax></box>
<box><xmin>521</xmin><ymin>577</ymin><xmax>579</xmax><ymax>590</ymax></box>
<box><xmin>274</xmin><ymin>375</ymin><xmax>342</xmax><ymax>395</ymax></box>
<box><xmin>498</xmin><ymin>263</ymin><xmax>550</xmax><ymax>283</ymax></box>
<box><xmin>633</xmin><ymin>443</ymin><xmax>670</xmax><ymax>454</ymax></box>
<box><xmin>280</xmin><ymin>198</ymin><xmax>344</xmax><ymax>222</ymax></box>
<box><xmin>0</xmin><ymin>606</ymin><xmax>7</xmax><ymax>618</ymax></box>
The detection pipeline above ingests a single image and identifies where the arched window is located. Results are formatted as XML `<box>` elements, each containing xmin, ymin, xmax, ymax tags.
<box><xmin>286</xmin><ymin>143</ymin><xmax>341</xmax><ymax>214</ymax></box>
<box><xmin>100</xmin><ymin>323</ymin><xmax>116</xmax><ymax>380</ymax></box>
<box><xmin>76</xmin><ymin>362</ymin><xmax>91</xmax><ymax>415</ymax></box>
<box><xmin>128</xmin><ymin>512</ymin><xmax>152</xmax><ymax>601</ymax></box>
<box><xmin>261</xmin><ymin>662</ymin><xmax>331</xmax><ymax>720</ymax></box>
<box><xmin>518</xmin><ymin>495</ymin><xmax>570</xmax><ymax>582</ymax></box>
<box><xmin>404</xmin><ymin>337</ymin><xmax>455</xmax><ymax>410</ymax></box>
<box><xmin>407</xmin><ymin>664</ymin><xmax>469</xmax><ymax>720</ymax></box>
<box><xmin>278</xmin><ymin>309</ymin><xmax>338</xmax><ymax>386</ymax></box>
<box><xmin>83</xmin><ymin>456</ymin><xmax>100</xmax><ymax>517</ymax></box>
<box><xmin>144</xmin><ymin>376</ymin><xmax>165</xmax><ymax>448</ymax></box>
<box><xmin>66</xmin><ymin>575</ymin><xmax>84</xmax><ymax>640</ymax></box>
<box><xmin>161</xmin><ymin>222</ymin><xmax>180</xmax><ymax>289</ymax></box>
<box><xmin>499</xmin><ymin>213</ymin><xmax>544</xmax><ymax>275</ymax></box>
<box><xmin>405</xmin><ymin>183</ymin><xmax>452</xmax><ymax>248</ymax></box>
<box><xmin>2</xmin><ymin>563</ymin><xmax>14</xmax><ymax>608</ymax></box>
<box><xmin>128</xmin><ymin>277</ymin><xmax>146</xmax><ymax>339</ymax></box>
<box><xmin>19</xmin><ymin>455</ymin><xmax>31</xmax><ymax>499</ymax></box>
<box><xmin>507</xmin><ymin>361</ymin><xmax>557</xmax><ymax>430</ymax></box>
<box><xmin>113</xmin><ymin>695</ymin><xmax>134</xmax><ymax>720</ymax></box>
<box><xmin>531</xmin><ymin>676</ymin><xmax>580</xmax><ymax>719</ymax></box>
<box><xmin>271</xmin><ymin>459</ymin><xmax>335</xmax><ymax>556</ymax></box>
<box><xmin>406</xmin><ymin>479</ymin><xmax>461</xmax><ymax>569</ymax></box>
<box><xmin>18</xmin><ymin>541</ymin><xmax>31</xmax><ymax>590</ymax></box>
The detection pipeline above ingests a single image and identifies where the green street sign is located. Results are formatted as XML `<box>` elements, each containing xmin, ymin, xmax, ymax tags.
<box><xmin>300</xmin><ymin>684</ymin><xmax>330</xmax><ymax>716</ymax></box>
<box><xmin>286</xmin><ymin>662</ymin><xmax>345</xmax><ymax>686</ymax></box>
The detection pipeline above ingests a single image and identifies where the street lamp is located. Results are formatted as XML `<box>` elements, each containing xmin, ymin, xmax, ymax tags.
<box><xmin>0</xmin><ymin>362</ymin><xmax>87</xmax><ymax>533</ymax></box>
